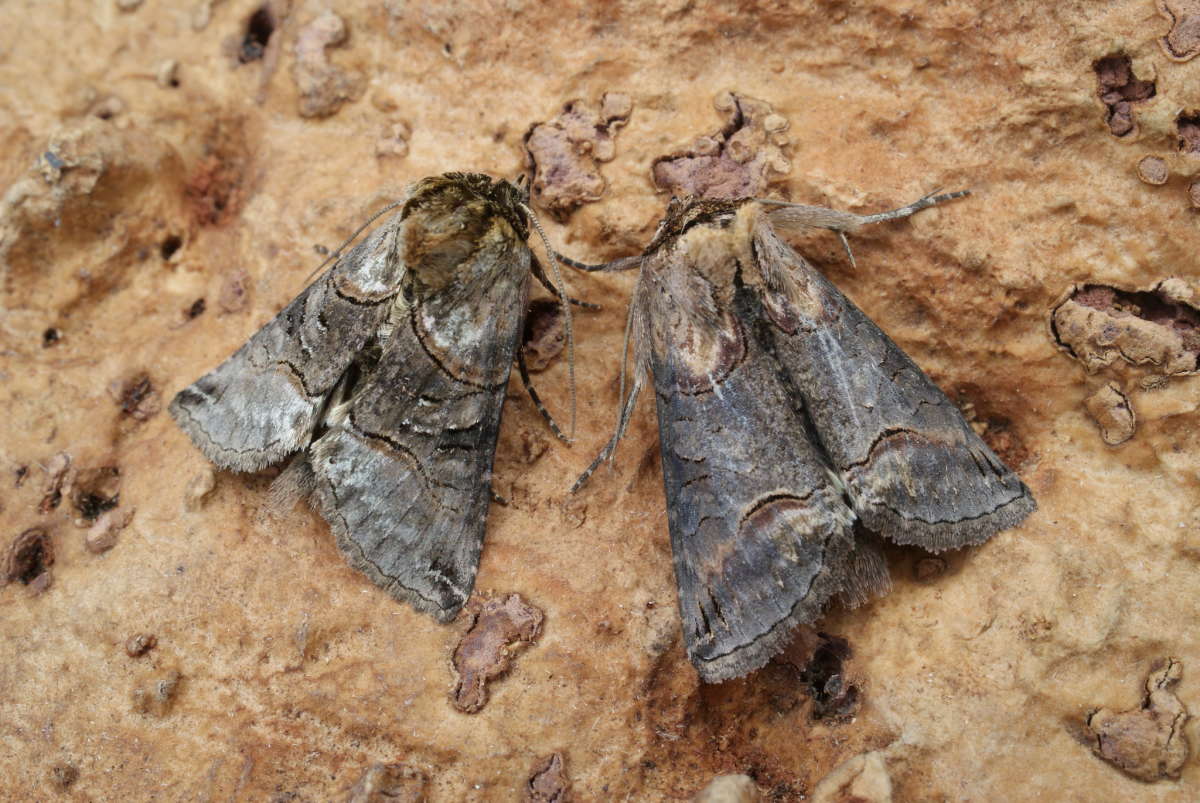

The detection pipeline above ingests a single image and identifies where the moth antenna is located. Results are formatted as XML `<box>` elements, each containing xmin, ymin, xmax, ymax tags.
<box><xmin>760</xmin><ymin>188</ymin><xmax>969</xmax><ymax>236</ymax></box>
<box><xmin>554</xmin><ymin>251</ymin><xmax>643</xmax><ymax>273</ymax></box>
<box><xmin>838</xmin><ymin>232</ymin><xmax>857</xmax><ymax>269</ymax></box>
<box><xmin>858</xmin><ymin>189</ymin><xmax>970</xmax><ymax>225</ymax></box>
<box><xmin>531</xmin><ymin>257</ymin><xmax>601</xmax><ymax>309</ymax></box>
<box><xmin>303</xmin><ymin>200</ymin><xmax>405</xmax><ymax>284</ymax></box>
<box><xmin>521</xmin><ymin>202</ymin><xmax>576</xmax><ymax>442</ymax></box>
<box><xmin>612</xmin><ymin>284</ymin><xmax>638</xmax><ymax>463</ymax></box>
<box><xmin>517</xmin><ymin>348</ymin><xmax>569</xmax><ymax>443</ymax></box>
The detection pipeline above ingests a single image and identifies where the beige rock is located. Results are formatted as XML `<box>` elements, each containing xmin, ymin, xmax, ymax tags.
<box><xmin>346</xmin><ymin>762</ymin><xmax>426</xmax><ymax>802</ymax></box>
<box><xmin>1136</xmin><ymin>155</ymin><xmax>1169</xmax><ymax>185</ymax></box>
<box><xmin>524</xmin><ymin>752</ymin><xmax>570</xmax><ymax>803</ymax></box>
<box><xmin>84</xmin><ymin>508</ymin><xmax>135</xmax><ymax>554</ymax></box>
<box><xmin>1084</xmin><ymin>382</ymin><xmax>1136</xmax><ymax>445</ymax></box>
<box><xmin>2</xmin><ymin>1</ymin><xmax>1200</xmax><ymax>799</ymax></box>
<box><xmin>694</xmin><ymin>774</ymin><xmax>760</xmax><ymax>802</ymax></box>
<box><xmin>1084</xmin><ymin>659</ymin><xmax>1190</xmax><ymax>782</ymax></box>
<box><xmin>810</xmin><ymin>751</ymin><xmax>892</xmax><ymax>803</ymax></box>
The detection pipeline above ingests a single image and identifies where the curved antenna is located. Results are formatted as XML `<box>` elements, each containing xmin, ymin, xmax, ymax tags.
<box><xmin>520</xmin><ymin>202</ymin><xmax>576</xmax><ymax>442</ymax></box>
<box><xmin>302</xmin><ymin>200</ymin><xmax>405</xmax><ymax>284</ymax></box>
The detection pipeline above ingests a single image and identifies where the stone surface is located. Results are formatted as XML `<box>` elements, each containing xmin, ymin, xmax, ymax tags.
<box><xmin>1085</xmin><ymin>382</ymin><xmax>1137</xmax><ymax>445</ymax></box>
<box><xmin>2</xmin><ymin>1</ymin><xmax>1199</xmax><ymax>800</ymax></box>
<box><xmin>1084</xmin><ymin>659</ymin><xmax>1190</xmax><ymax>782</ymax></box>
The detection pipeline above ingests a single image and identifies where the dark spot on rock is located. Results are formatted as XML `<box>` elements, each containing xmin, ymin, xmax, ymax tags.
<box><xmin>1177</xmin><ymin>110</ymin><xmax>1200</xmax><ymax>153</ymax></box>
<box><xmin>185</xmin><ymin>122</ymin><xmax>248</xmax><ymax>227</ymax></box>
<box><xmin>48</xmin><ymin>762</ymin><xmax>79</xmax><ymax>790</ymax></box>
<box><xmin>913</xmin><ymin>556</ymin><xmax>946</xmax><ymax>582</ymax></box>
<box><xmin>4</xmin><ymin>527</ymin><xmax>53</xmax><ymax>588</ymax></box>
<box><xmin>43</xmin><ymin>150</ymin><xmax>65</xmax><ymax>171</ymax></box>
<box><xmin>42</xmin><ymin>327</ymin><xmax>60</xmax><ymax>347</ymax></box>
<box><xmin>186</xmin><ymin>297</ymin><xmax>206</xmax><ymax>319</ymax></box>
<box><xmin>981</xmin><ymin>417</ymin><xmax>1030</xmax><ymax>469</ymax></box>
<box><xmin>160</xmin><ymin>234</ymin><xmax>182</xmax><ymax>260</ymax></box>
<box><xmin>115</xmin><ymin>373</ymin><xmax>160</xmax><ymax>419</ymax></box>
<box><xmin>800</xmin><ymin>633</ymin><xmax>859</xmax><ymax>721</ymax></box>
<box><xmin>450</xmin><ymin>593</ymin><xmax>544</xmax><ymax>713</ymax></box>
<box><xmin>125</xmin><ymin>633</ymin><xmax>157</xmax><ymax>657</ymax></box>
<box><xmin>71</xmin><ymin>466</ymin><xmax>121</xmax><ymax>521</ymax></box>
<box><xmin>522</xmin><ymin>299</ymin><xmax>566</xmax><ymax>372</ymax></box>
<box><xmin>239</xmin><ymin>5</ymin><xmax>275</xmax><ymax>64</ymax></box>
<box><xmin>524</xmin><ymin>753</ymin><xmax>570</xmax><ymax>803</ymax></box>
<box><xmin>15</xmin><ymin>465</ymin><xmax>28</xmax><ymax>488</ymax></box>
<box><xmin>1092</xmin><ymin>54</ymin><xmax>1156</xmax><ymax>137</ymax></box>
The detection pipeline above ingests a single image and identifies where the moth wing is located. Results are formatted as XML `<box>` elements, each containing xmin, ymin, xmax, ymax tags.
<box><xmin>753</xmin><ymin>218</ymin><xmax>1035</xmax><ymax>552</ymax></box>
<box><xmin>307</xmin><ymin>240</ymin><xmax>529</xmax><ymax>621</ymax></box>
<box><xmin>646</xmin><ymin>282</ymin><xmax>883</xmax><ymax>682</ymax></box>
<box><xmin>169</xmin><ymin>214</ymin><xmax>406</xmax><ymax>472</ymax></box>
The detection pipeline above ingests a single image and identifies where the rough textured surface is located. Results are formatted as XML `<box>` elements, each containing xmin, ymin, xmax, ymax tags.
<box><xmin>523</xmin><ymin>752</ymin><xmax>571</xmax><ymax>803</ymax></box>
<box><xmin>525</xmin><ymin>92</ymin><xmax>632</xmax><ymax>221</ymax></box>
<box><xmin>651</xmin><ymin>92</ymin><xmax>792</xmax><ymax>198</ymax></box>
<box><xmin>1158</xmin><ymin>0</ymin><xmax>1200</xmax><ymax>61</ymax></box>
<box><xmin>450</xmin><ymin>593</ymin><xmax>544</xmax><ymax>714</ymax></box>
<box><xmin>1085</xmin><ymin>382</ymin><xmax>1138</xmax><ymax>446</ymax></box>
<box><xmin>2</xmin><ymin>1</ymin><xmax>1199</xmax><ymax>800</ymax></box>
<box><xmin>1084</xmin><ymin>659</ymin><xmax>1191</xmax><ymax>782</ymax></box>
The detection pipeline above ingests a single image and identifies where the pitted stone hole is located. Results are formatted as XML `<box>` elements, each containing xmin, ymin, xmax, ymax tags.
<box><xmin>799</xmin><ymin>633</ymin><xmax>859</xmax><ymax>721</ymax></box>
<box><xmin>1055</xmin><ymin>284</ymin><xmax>1200</xmax><ymax>366</ymax></box>
<box><xmin>42</xmin><ymin>327</ymin><xmax>61</xmax><ymax>347</ymax></box>
<box><xmin>71</xmin><ymin>467</ymin><xmax>120</xmax><ymax>522</ymax></box>
<box><xmin>239</xmin><ymin>6</ymin><xmax>275</xmax><ymax>64</ymax></box>
<box><xmin>1176</xmin><ymin>111</ymin><xmax>1200</xmax><ymax>153</ymax></box>
<box><xmin>1093</xmin><ymin>54</ymin><xmax>1156</xmax><ymax>137</ymax></box>
<box><xmin>160</xmin><ymin>234</ymin><xmax>182</xmax><ymax>260</ymax></box>
<box><xmin>6</xmin><ymin>528</ymin><xmax>52</xmax><ymax>585</ymax></box>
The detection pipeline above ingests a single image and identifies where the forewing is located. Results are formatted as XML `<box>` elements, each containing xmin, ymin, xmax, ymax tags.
<box><xmin>646</xmin><ymin>276</ymin><xmax>867</xmax><ymax>682</ymax></box>
<box><xmin>753</xmin><ymin>219</ymin><xmax>1035</xmax><ymax>551</ymax></box>
<box><xmin>169</xmin><ymin>214</ymin><xmax>406</xmax><ymax>471</ymax></box>
<box><xmin>308</xmin><ymin>239</ymin><xmax>529</xmax><ymax>621</ymax></box>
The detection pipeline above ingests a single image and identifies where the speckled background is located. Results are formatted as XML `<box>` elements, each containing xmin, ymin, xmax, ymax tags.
<box><xmin>1</xmin><ymin>1</ymin><xmax>1198</xmax><ymax>800</ymax></box>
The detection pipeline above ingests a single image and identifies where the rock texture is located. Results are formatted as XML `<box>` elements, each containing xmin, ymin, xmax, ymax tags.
<box><xmin>1</xmin><ymin>1</ymin><xmax>1198</xmax><ymax>800</ymax></box>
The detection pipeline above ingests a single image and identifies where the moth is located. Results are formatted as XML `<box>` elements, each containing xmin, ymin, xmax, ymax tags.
<box><xmin>568</xmin><ymin>191</ymin><xmax>1036</xmax><ymax>682</ymax></box>
<box><xmin>170</xmin><ymin>172</ymin><xmax>578</xmax><ymax>623</ymax></box>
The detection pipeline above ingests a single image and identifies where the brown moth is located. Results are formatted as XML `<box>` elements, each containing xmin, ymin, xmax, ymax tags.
<box><xmin>569</xmin><ymin>191</ymin><xmax>1036</xmax><ymax>682</ymax></box>
<box><xmin>171</xmin><ymin>173</ymin><xmax>578</xmax><ymax>623</ymax></box>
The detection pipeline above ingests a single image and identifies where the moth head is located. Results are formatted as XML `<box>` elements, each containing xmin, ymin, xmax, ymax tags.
<box><xmin>642</xmin><ymin>196</ymin><xmax>749</xmax><ymax>257</ymax></box>
<box><xmin>399</xmin><ymin>173</ymin><xmax>531</xmax><ymax>294</ymax></box>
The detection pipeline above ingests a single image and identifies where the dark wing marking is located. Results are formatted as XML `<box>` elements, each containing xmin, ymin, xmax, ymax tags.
<box><xmin>752</xmin><ymin>220</ymin><xmax>1035</xmax><ymax>552</ymax></box>
<box><xmin>647</xmin><ymin>279</ymin><xmax>872</xmax><ymax>682</ymax></box>
<box><xmin>308</xmin><ymin>239</ymin><xmax>529</xmax><ymax>621</ymax></box>
<box><xmin>169</xmin><ymin>214</ymin><xmax>406</xmax><ymax>472</ymax></box>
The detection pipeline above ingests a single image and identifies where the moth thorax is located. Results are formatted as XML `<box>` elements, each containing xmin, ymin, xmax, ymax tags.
<box><xmin>403</xmin><ymin>200</ymin><xmax>514</xmax><ymax>294</ymax></box>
